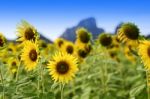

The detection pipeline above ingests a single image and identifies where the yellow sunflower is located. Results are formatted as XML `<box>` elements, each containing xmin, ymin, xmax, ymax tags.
<box><xmin>108</xmin><ymin>50</ymin><xmax>120</xmax><ymax>62</ymax></box>
<box><xmin>62</xmin><ymin>41</ymin><xmax>76</xmax><ymax>55</ymax></box>
<box><xmin>8</xmin><ymin>58</ymin><xmax>20</xmax><ymax>74</ymax></box>
<box><xmin>77</xmin><ymin>48</ymin><xmax>88</xmax><ymax>60</ymax></box>
<box><xmin>0</xmin><ymin>33</ymin><xmax>7</xmax><ymax>49</ymax></box>
<box><xmin>75</xmin><ymin>27</ymin><xmax>91</xmax><ymax>44</ymax></box>
<box><xmin>47</xmin><ymin>52</ymin><xmax>78</xmax><ymax>84</ymax></box>
<box><xmin>54</xmin><ymin>38</ymin><xmax>66</xmax><ymax>48</ymax></box>
<box><xmin>16</xmin><ymin>20</ymin><xmax>39</xmax><ymax>43</ymax></box>
<box><xmin>98</xmin><ymin>33</ymin><xmax>112</xmax><ymax>47</ymax></box>
<box><xmin>117</xmin><ymin>23</ymin><xmax>140</xmax><ymax>43</ymax></box>
<box><xmin>138</xmin><ymin>40</ymin><xmax>150</xmax><ymax>70</ymax></box>
<box><xmin>7</xmin><ymin>42</ymin><xmax>17</xmax><ymax>54</ymax></box>
<box><xmin>124</xmin><ymin>46</ymin><xmax>136</xmax><ymax>63</ymax></box>
<box><xmin>21</xmin><ymin>41</ymin><xmax>39</xmax><ymax>71</ymax></box>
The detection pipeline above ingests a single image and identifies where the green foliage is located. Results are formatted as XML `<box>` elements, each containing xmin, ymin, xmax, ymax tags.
<box><xmin>0</xmin><ymin>43</ymin><xmax>147</xmax><ymax>99</ymax></box>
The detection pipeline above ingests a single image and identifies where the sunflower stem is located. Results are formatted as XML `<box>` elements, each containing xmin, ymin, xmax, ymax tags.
<box><xmin>15</xmin><ymin>62</ymin><xmax>21</xmax><ymax>82</ymax></box>
<box><xmin>146</xmin><ymin>70</ymin><xmax>150</xmax><ymax>99</ymax></box>
<box><xmin>0</xmin><ymin>66</ymin><xmax>5</xmax><ymax>99</ymax></box>
<box><xmin>60</xmin><ymin>83</ymin><xmax>65</xmax><ymax>99</ymax></box>
<box><xmin>40</xmin><ymin>62</ymin><xmax>44</xmax><ymax>94</ymax></box>
<box><xmin>38</xmin><ymin>64</ymin><xmax>41</xmax><ymax>97</ymax></box>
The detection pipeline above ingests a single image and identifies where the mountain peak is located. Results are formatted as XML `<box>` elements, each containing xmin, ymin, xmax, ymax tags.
<box><xmin>78</xmin><ymin>17</ymin><xmax>96</xmax><ymax>27</ymax></box>
<box><xmin>60</xmin><ymin>17</ymin><xmax>104</xmax><ymax>41</ymax></box>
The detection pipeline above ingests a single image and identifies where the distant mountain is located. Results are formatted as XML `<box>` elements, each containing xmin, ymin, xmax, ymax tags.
<box><xmin>39</xmin><ymin>33</ymin><xmax>53</xmax><ymax>43</ymax></box>
<box><xmin>60</xmin><ymin>17</ymin><xmax>105</xmax><ymax>42</ymax></box>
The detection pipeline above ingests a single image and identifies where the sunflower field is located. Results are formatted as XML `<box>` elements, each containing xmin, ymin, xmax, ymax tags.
<box><xmin>0</xmin><ymin>21</ymin><xmax>149</xmax><ymax>99</ymax></box>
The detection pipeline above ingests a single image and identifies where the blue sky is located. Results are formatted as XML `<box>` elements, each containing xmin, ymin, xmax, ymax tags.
<box><xmin>0</xmin><ymin>0</ymin><xmax>149</xmax><ymax>41</ymax></box>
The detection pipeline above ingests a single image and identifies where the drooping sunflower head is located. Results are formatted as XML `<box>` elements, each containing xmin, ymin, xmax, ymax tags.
<box><xmin>98</xmin><ymin>33</ymin><xmax>112</xmax><ymax>47</ymax></box>
<box><xmin>62</xmin><ymin>41</ymin><xmax>76</xmax><ymax>55</ymax></box>
<box><xmin>138</xmin><ymin>40</ymin><xmax>150</xmax><ymax>70</ymax></box>
<box><xmin>117</xmin><ymin>23</ymin><xmax>140</xmax><ymax>43</ymax></box>
<box><xmin>21</xmin><ymin>41</ymin><xmax>39</xmax><ymax>71</ymax></box>
<box><xmin>47</xmin><ymin>52</ymin><xmax>78</xmax><ymax>84</ymax></box>
<box><xmin>17</xmin><ymin>20</ymin><xmax>39</xmax><ymax>43</ymax></box>
<box><xmin>0</xmin><ymin>33</ymin><xmax>7</xmax><ymax>49</ymax></box>
<box><xmin>54</xmin><ymin>38</ymin><xmax>66</xmax><ymax>48</ymax></box>
<box><xmin>76</xmin><ymin>28</ymin><xmax>91</xmax><ymax>44</ymax></box>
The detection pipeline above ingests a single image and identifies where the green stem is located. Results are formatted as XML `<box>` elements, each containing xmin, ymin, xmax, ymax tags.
<box><xmin>15</xmin><ymin>63</ymin><xmax>20</xmax><ymax>82</ymax></box>
<box><xmin>41</xmin><ymin>65</ymin><xmax>45</xmax><ymax>93</ymax></box>
<box><xmin>146</xmin><ymin>70</ymin><xmax>150</xmax><ymax>99</ymax></box>
<box><xmin>60</xmin><ymin>83</ymin><xmax>65</xmax><ymax>99</ymax></box>
<box><xmin>0</xmin><ymin>68</ymin><xmax>5</xmax><ymax>99</ymax></box>
<box><xmin>38</xmin><ymin>65</ymin><xmax>41</xmax><ymax>97</ymax></box>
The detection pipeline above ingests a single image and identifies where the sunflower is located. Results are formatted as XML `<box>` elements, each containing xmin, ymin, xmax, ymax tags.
<box><xmin>117</xmin><ymin>23</ymin><xmax>140</xmax><ymax>43</ymax></box>
<box><xmin>8</xmin><ymin>58</ymin><xmax>19</xmax><ymax>74</ymax></box>
<box><xmin>75</xmin><ymin>27</ymin><xmax>91</xmax><ymax>44</ymax></box>
<box><xmin>138</xmin><ymin>40</ymin><xmax>150</xmax><ymax>70</ymax></box>
<box><xmin>108</xmin><ymin>50</ymin><xmax>120</xmax><ymax>62</ymax></box>
<box><xmin>98</xmin><ymin>33</ymin><xmax>112</xmax><ymax>47</ymax></box>
<box><xmin>54</xmin><ymin>38</ymin><xmax>66</xmax><ymax>48</ymax></box>
<box><xmin>47</xmin><ymin>52</ymin><xmax>78</xmax><ymax>84</ymax></box>
<box><xmin>124</xmin><ymin>46</ymin><xmax>136</xmax><ymax>63</ymax></box>
<box><xmin>77</xmin><ymin>49</ymin><xmax>88</xmax><ymax>58</ymax></box>
<box><xmin>62</xmin><ymin>41</ymin><xmax>76</xmax><ymax>55</ymax></box>
<box><xmin>7</xmin><ymin>42</ymin><xmax>17</xmax><ymax>54</ymax></box>
<box><xmin>0</xmin><ymin>33</ymin><xmax>7</xmax><ymax>49</ymax></box>
<box><xmin>16</xmin><ymin>20</ymin><xmax>39</xmax><ymax>43</ymax></box>
<box><xmin>21</xmin><ymin>41</ymin><xmax>39</xmax><ymax>71</ymax></box>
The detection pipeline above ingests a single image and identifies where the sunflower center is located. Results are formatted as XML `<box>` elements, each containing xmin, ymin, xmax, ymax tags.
<box><xmin>56</xmin><ymin>61</ymin><xmax>69</xmax><ymax>74</ymax></box>
<box><xmin>25</xmin><ymin>28</ymin><xmax>35</xmax><ymax>41</ymax></box>
<box><xmin>124</xmin><ymin>28</ymin><xmax>139</xmax><ymax>40</ymax></box>
<box><xmin>147</xmin><ymin>46</ymin><xmax>150</xmax><ymax>57</ymax></box>
<box><xmin>110</xmin><ymin>52</ymin><xmax>116</xmax><ymax>58</ymax></box>
<box><xmin>79</xmin><ymin>32</ymin><xmax>90</xmax><ymax>43</ymax></box>
<box><xmin>12</xmin><ymin>61</ymin><xmax>17</xmax><ymax>66</ymax></box>
<box><xmin>78</xmin><ymin>49</ymin><xmax>87</xmax><ymax>58</ymax></box>
<box><xmin>0</xmin><ymin>38</ymin><xmax>4</xmax><ymax>47</ymax></box>
<box><xmin>29</xmin><ymin>49</ymin><xmax>37</xmax><ymax>61</ymax></box>
<box><xmin>58</xmin><ymin>40</ymin><xmax>63</xmax><ymax>47</ymax></box>
<box><xmin>100</xmin><ymin>35</ymin><xmax>112</xmax><ymax>46</ymax></box>
<box><xmin>66</xmin><ymin>45</ymin><xmax>73</xmax><ymax>54</ymax></box>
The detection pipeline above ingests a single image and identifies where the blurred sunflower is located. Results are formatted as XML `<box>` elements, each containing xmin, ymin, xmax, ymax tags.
<box><xmin>0</xmin><ymin>33</ymin><xmax>7</xmax><ymax>49</ymax></box>
<box><xmin>21</xmin><ymin>41</ymin><xmax>39</xmax><ymax>71</ymax></box>
<box><xmin>16</xmin><ymin>20</ymin><xmax>39</xmax><ymax>43</ymax></box>
<box><xmin>7</xmin><ymin>42</ymin><xmax>17</xmax><ymax>54</ymax></box>
<box><xmin>124</xmin><ymin>46</ymin><xmax>136</xmax><ymax>63</ymax></box>
<box><xmin>8</xmin><ymin>58</ymin><xmax>19</xmax><ymax>74</ymax></box>
<box><xmin>47</xmin><ymin>52</ymin><xmax>78</xmax><ymax>84</ymax></box>
<box><xmin>75</xmin><ymin>28</ymin><xmax>91</xmax><ymax>44</ymax></box>
<box><xmin>117</xmin><ymin>23</ymin><xmax>140</xmax><ymax>43</ymax></box>
<box><xmin>108</xmin><ymin>50</ymin><xmax>120</xmax><ymax>62</ymax></box>
<box><xmin>62</xmin><ymin>41</ymin><xmax>76</xmax><ymax>55</ymax></box>
<box><xmin>138</xmin><ymin>40</ymin><xmax>150</xmax><ymax>70</ymax></box>
<box><xmin>98</xmin><ymin>33</ymin><xmax>112</xmax><ymax>47</ymax></box>
<box><xmin>77</xmin><ymin>48</ymin><xmax>88</xmax><ymax>59</ymax></box>
<box><xmin>39</xmin><ymin>40</ymin><xmax>47</xmax><ymax>48</ymax></box>
<box><xmin>54</xmin><ymin>38</ymin><xmax>66</xmax><ymax>48</ymax></box>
